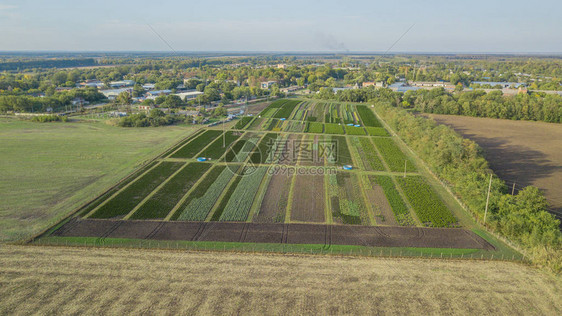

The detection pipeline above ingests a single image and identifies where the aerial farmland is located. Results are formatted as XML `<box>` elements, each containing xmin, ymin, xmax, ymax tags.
<box><xmin>40</xmin><ymin>99</ymin><xmax>509</xmax><ymax>257</ymax></box>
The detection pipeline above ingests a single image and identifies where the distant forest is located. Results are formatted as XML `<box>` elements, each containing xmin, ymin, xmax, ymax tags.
<box><xmin>0</xmin><ymin>58</ymin><xmax>97</xmax><ymax>71</ymax></box>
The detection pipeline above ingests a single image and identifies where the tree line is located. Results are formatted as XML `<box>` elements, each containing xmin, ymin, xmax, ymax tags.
<box><xmin>314</xmin><ymin>87</ymin><xmax>561</xmax><ymax>123</ymax></box>
<box><xmin>373</xmin><ymin>102</ymin><xmax>561</xmax><ymax>272</ymax></box>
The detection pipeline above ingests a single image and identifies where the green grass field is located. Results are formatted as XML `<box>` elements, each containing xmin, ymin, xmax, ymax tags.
<box><xmin>0</xmin><ymin>118</ymin><xmax>197</xmax><ymax>241</ymax></box>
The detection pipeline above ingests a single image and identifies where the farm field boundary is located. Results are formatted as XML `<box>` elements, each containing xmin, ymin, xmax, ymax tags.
<box><xmin>52</xmin><ymin>219</ymin><xmax>494</xmax><ymax>250</ymax></box>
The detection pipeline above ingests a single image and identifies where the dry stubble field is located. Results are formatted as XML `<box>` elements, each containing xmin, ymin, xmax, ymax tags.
<box><xmin>1</xmin><ymin>245</ymin><xmax>560</xmax><ymax>315</ymax></box>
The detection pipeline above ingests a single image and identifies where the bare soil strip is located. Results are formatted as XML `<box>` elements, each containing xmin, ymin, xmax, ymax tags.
<box><xmin>290</xmin><ymin>174</ymin><xmax>326</xmax><ymax>222</ymax></box>
<box><xmin>254</xmin><ymin>173</ymin><xmax>292</xmax><ymax>223</ymax></box>
<box><xmin>52</xmin><ymin>219</ymin><xmax>493</xmax><ymax>249</ymax></box>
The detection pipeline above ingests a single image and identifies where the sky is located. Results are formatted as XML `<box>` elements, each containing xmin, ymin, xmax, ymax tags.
<box><xmin>1</xmin><ymin>0</ymin><xmax>561</xmax><ymax>53</ymax></box>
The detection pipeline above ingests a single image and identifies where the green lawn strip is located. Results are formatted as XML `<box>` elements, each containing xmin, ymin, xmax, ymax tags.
<box><xmin>129</xmin><ymin>163</ymin><xmax>212</xmax><ymax>220</ymax></box>
<box><xmin>273</xmin><ymin>100</ymin><xmax>301</xmax><ymax>119</ymax></box>
<box><xmin>173</xmin><ymin>165</ymin><xmax>236</xmax><ymax>221</ymax></box>
<box><xmin>90</xmin><ymin>161</ymin><xmax>184</xmax><ymax>219</ymax></box>
<box><xmin>372</xmin><ymin>137</ymin><xmax>416</xmax><ymax>172</ymax></box>
<box><xmin>198</xmin><ymin>131</ymin><xmax>241</xmax><ymax>160</ymax></box>
<box><xmin>345</xmin><ymin>126</ymin><xmax>366</xmax><ymax>135</ymax></box>
<box><xmin>370</xmin><ymin>175</ymin><xmax>414</xmax><ymax>226</ymax></box>
<box><xmin>219</xmin><ymin>166</ymin><xmax>269</xmax><ymax>221</ymax></box>
<box><xmin>325</xmin><ymin>123</ymin><xmax>345</xmax><ymax>134</ymax></box>
<box><xmin>36</xmin><ymin>236</ymin><xmax>492</xmax><ymax>259</ymax></box>
<box><xmin>170</xmin><ymin>130</ymin><xmax>223</xmax><ymax>158</ymax></box>
<box><xmin>232</xmin><ymin>117</ymin><xmax>253</xmax><ymax>129</ymax></box>
<box><xmin>210</xmin><ymin>174</ymin><xmax>242</xmax><ymax>221</ymax></box>
<box><xmin>396</xmin><ymin>176</ymin><xmax>457</xmax><ymax>227</ymax></box>
<box><xmin>356</xmin><ymin>105</ymin><xmax>382</xmax><ymax>127</ymax></box>
<box><xmin>366</xmin><ymin>127</ymin><xmax>389</xmax><ymax>136</ymax></box>
<box><xmin>357</xmin><ymin>137</ymin><xmax>385</xmax><ymax>171</ymax></box>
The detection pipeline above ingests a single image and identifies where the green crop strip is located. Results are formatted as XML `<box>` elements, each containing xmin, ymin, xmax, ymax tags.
<box><xmin>273</xmin><ymin>100</ymin><xmax>300</xmax><ymax>119</ymax></box>
<box><xmin>370</xmin><ymin>175</ymin><xmax>414</xmax><ymax>226</ymax></box>
<box><xmin>330</xmin><ymin>135</ymin><xmax>353</xmax><ymax>166</ymax></box>
<box><xmin>170</xmin><ymin>130</ymin><xmax>223</xmax><ymax>158</ymax></box>
<box><xmin>396</xmin><ymin>176</ymin><xmax>457</xmax><ymax>227</ymax></box>
<box><xmin>219</xmin><ymin>166</ymin><xmax>268</xmax><ymax>221</ymax></box>
<box><xmin>345</xmin><ymin>126</ymin><xmax>366</xmax><ymax>135</ymax></box>
<box><xmin>249</xmin><ymin>133</ymin><xmax>279</xmax><ymax>164</ymax></box>
<box><xmin>198</xmin><ymin>131</ymin><xmax>240</xmax><ymax>160</ymax></box>
<box><xmin>233</xmin><ymin>116</ymin><xmax>253</xmax><ymax>129</ymax></box>
<box><xmin>324</xmin><ymin>123</ymin><xmax>344</xmax><ymax>134</ymax></box>
<box><xmin>357</xmin><ymin>137</ymin><xmax>385</xmax><ymax>171</ymax></box>
<box><xmin>372</xmin><ymin>137</ymin><xmax>416</xmax><ymax>172</ymax></box>
<box><xmin>305</xmin><ymin>122</ymin><xmax>324</xmax><ymax>133</ymax></box>
<box><xmin>90</xmin><ymin>161</ymin><xmax>184</xmax><ymax>219</ymax></box>
<box><xmin>174</xmin><ymin>165</ymin><xmax>235</xmax><ymax>221</ymax></box>
<box><xmin>366</xmin><ymin>127</ymin><xmax>389</xmax><ymax>136</ymax></box>
<box><xmin>131</xmin><ymin>162</ymin><xmax>212</xmax><ymax>219</ymax></box>
<box><xmin>356</xmin><ymin>105</ymin><xmax>382</xmax><ymax>127</ymax></box>
<box><xmin>211</xmin><ymin>174</ymin><xmax>242</xmax><ymax>221</ymax></box>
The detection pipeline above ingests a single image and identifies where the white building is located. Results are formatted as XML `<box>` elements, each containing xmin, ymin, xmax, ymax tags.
<box><xmin>174</xmin><ymin>90</ymin><xmax>204</xmax><ymax>101</ymax></box>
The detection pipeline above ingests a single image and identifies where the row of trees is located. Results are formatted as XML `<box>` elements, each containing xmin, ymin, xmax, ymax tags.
<box><xmin>313</xmin><ymin>87</ymin><xmax>561</xmax><ymax>123</ymax></box>
<box><xmin>0</xmin><ymin>87</ymin><xmax>106</xmax><ymax>113</ymax></box>
<box><xmin>373</xmin><ymin>103</ymin><xmax>561</xmax><ymax>272</ymax></box>
<box><xmin>401</xmin><ymin>89</ymin><xmax>561</xmax><ymax>123</ymax></box>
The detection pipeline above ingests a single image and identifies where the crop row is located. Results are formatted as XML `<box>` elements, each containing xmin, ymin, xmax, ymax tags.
<box><xmin>324</xmin><ymin>103</ymin><xmax>340</xmax><ymax>124</ymax></box>
<box><xmin>199</xmin><ymin>131</ymin><xmax>241</xmax><ymax>159</ymax></box>
<box><xmin>305</xmin><ymin>122</ymin><xmax>323</xmax><ymax>133</ymax></box>
<box><xmin>370</xmin><ymin>175</ymin><xmax>414</xmax><ymax>226</ymax></box>
<box><xmin>219</xmin><ymin>166</ymin><xmax>268</xmax><ymax>221</ymax></box>
<box><xmin>357</xmin><ymin>137</ymin><xmax>385</xmax><ymax>170</ymax></box>
<box><xmin>78</xmin><ymin>161</ymin><xmax>159</xmax><ymax>217</ymax></box>
<box><xmin>233</xmin><ymin>116</ymin><xmax>253</xmax><ymax>129</ymax></box>
<box><xmin>258</xmin><ymin>99</ymin><xmax>286</xmax><ymax>117</ymax></box>
<box><xmin>91</xmin><ymin>161</ymin><xmax>184</xmax><ymax>218</ymax></box>
<box><xmin>170</xmin><ymin>129</ymin><xmax>222</xmax><ymax>158</ymax></box>
<box><xmin>174</xmin><ymin>165</ymin><xmax>235</xmax><ymax>221</ymax></box>
<box><xmin>344</xmin><ymin>126</ymin><xmax>366</xmax><ymax>135</ymax></box>
<box><xmin>366</xmin><ymin>127</ymin><xmax>389</xmax><ymax>136</ymax></box>
<box><xmin>273</xmin><ymin>100</ymin><xmax>301</xmax><ymax>118</ymax></box>
<box><xmin>211</xmin><ymin>174</ymin><xmax>242</xmax><ymax>221</ymax></box>
<box><xmin>324</xmin><ymin>123</ymin><xmax>345</xmax><ymax>134</ymax></box>
<box><xmin>356</xmin><ymin>105</ymin><xmax>382</xmax><ymax>127</ymax></box>
<box><xmin>328</xmin><ymin>135</ymin><xmax>353</xmax><ymax>165</ymax></box>
<box><xmin>372</xmin><ymin>137</ymin><xmax>416</xmax><ymax>172</ymax></box>
<box><xmin>160</xmin><ymin>129</ymin><xmax>205</xmax><ymax>157</ymax></box>
<box><xmin>342</xmin><ymin>104</ymin><xmax>355</xmax><ymax>124</ymax></box>
<box><xmin>249</xmin><ymin>133</ymin><xmax>279</xmax><ymax>164</ymax></box>
<box><xmin>131</xmin><ymin>162</ymin><xmax>211</xmax><ymax>219</ymax></box>
<box><xmin>396</xmin><ymin>176</ymin><xmax>457</xmax><ymax>227</ymax></box>
<box><xmin>247</xmin><ymin>117</ymin><xmax>264</xmax><ymax>130</ymax></box>
<box><xmin>329</xmin><ymin>173</ymin><xmax>367</xmax><ymax>224</ymax></box>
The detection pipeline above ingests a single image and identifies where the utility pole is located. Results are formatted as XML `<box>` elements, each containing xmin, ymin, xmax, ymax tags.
<box><xmin>403</xmin><ymin>160</ymin><xmax>407</xmax><ymax>178</ymax></box>
<box><xmin>223</xmin><ymin>115</ymin><xmax>226</xmax><ymax>148</ymax></box>
<box><xmin>483</xmin><ymin>174</ymin><xmax>493</xmax><ymax>224</ymax></box>
<box><xmin>511</xmin><ymin>182</ymin><xmax>516</xmax><ymax>195</ymax></box>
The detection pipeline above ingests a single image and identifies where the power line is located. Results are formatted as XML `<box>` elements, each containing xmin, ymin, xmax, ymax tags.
<box><xmin>383</xmin><ymin>23</ymin><xmax>415</xmax><ymax>55</ymax></box>
<box><xmin>146</xmin><ymin>23</ymin><xmax>177</xmax><ymax>54</ymax></box>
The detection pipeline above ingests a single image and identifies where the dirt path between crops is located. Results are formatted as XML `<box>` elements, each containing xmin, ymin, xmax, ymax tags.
<box><xmin>425</xmin><ymin>114</ymin><xmax>562</xmax><ymax>218</ymax></box>
<box><xmin>52</xmin><ymin>219</ymin><xmax>494</xmax><ymax>250</ymax></box>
